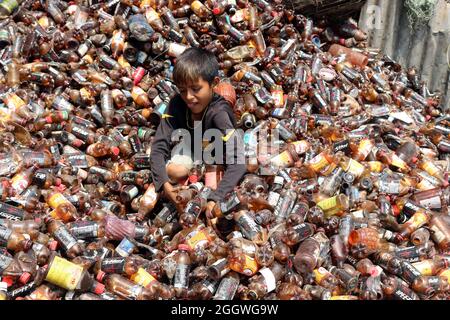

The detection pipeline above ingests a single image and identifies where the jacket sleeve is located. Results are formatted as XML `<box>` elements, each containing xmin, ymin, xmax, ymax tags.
<box><xmin>207</xmin><ymin>109</ymin><xmax>247</xmax><ymax>202</ymax></box>
<box><xmin>150</xmin><ymin>100</ymin><xmax>178</xmax><ymax>193</ymax></box>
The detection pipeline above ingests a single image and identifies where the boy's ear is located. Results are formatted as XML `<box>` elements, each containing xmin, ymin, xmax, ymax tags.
<box><xmin>212</xmin><ymin>76</ymin><xmax>220</xmax><ymax>87</ymax></box>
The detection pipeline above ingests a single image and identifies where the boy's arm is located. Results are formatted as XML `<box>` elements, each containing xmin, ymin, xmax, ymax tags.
<box><xmin>150</xmin><ymin>105</ymin><xmax>177</xmax><ymax>193</ymax></box>
<box><xmin>208</xmin><ymin>110</ymin><xmax>247</xmax><ymax>202</ymax></box>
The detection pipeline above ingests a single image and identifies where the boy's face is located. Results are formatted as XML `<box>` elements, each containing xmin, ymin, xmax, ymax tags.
<box><xmin>177</xmin><ymin>77</ymin><xmax>216</xmax><ymax>116</ymax></box>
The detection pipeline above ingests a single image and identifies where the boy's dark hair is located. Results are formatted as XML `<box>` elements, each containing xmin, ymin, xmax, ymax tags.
<box><xmin>172</xmin><ymin>47</ymin><xmax>219</xmax><ymax>86</ymax></box>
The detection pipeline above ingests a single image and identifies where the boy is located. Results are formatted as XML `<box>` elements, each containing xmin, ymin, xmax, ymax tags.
<box><xmin>150</xmin><ymin>47</ymin><xmax>247</xmax><ymax>217</ymax></box>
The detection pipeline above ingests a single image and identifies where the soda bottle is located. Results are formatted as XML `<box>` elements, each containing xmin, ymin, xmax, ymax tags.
<box><xmin>213</xmin><ymin>271</ymin><xmax>240</xmax><ymax>300</ymax></box>
<box><xmin>44</xmin><ymin>217</ymin><xmax>84</xmax><ymax>258</ymax></box>
<box><xmin>0</xmin><ymin>225</ymin><xmax>33</xmax><ymax>252</ymax></box>
<box><xmin>43</xmin><ymin>254</ymin><xmax>104</xmax><ymax>294</ymax></box>
<box><xmin>247</xmin><ymin>262</ymin><xmax>285</xmax><ymax>300</ymax></box>
<box><xmin>43</xmin><ymin>189</ymin><xmax>79</xmax><ymax>222</ymax></box>
<box><xmin>173</xmin><ymin>244</ymin><xmax>191</xmax><ymax>298</ymax></box>
<box><xmin>102</xmin><ymin>274</ymin><xmax>156</xmax><ymax>300</ymax></box>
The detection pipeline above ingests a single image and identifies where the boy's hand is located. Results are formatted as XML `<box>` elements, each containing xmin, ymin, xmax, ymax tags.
<box><xmin>205</xmin><ymin>201</ymin><xmax>216</xmax><ymax>219</ymax></box>
<box><xmin>163</xmin><ymin>182</ymin><xmax>183</xmax><ymax>213</ymax></box>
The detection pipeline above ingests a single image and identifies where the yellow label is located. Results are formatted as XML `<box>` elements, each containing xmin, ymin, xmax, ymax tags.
<box><xmin>421</xmin><ymin>161</ymin><xmax>439</xmax><ymax>176</ymax></box>
<box><xmin>367</xmin><ymin>161</ymin><xmax>383</xmax><ymax>172</ymax></box>
<box><xmin>345</xmin><ymin>159</ymin><xmax>365</xmax><ymax>177</ymax></box>
<box><xmin>408</xmin><ymin>211</ymin><xmax>429</xmax><ymax>229</ymax></box>
<box><xmin>292</xmin><ymin>141</ymin><xmax>309</xmax><ymax>155</ymax></box>
<box><xmin>186</xmin><ymin>229</ymin><xmax>209</xmax><ymax>250</ymax></box>
<box><xmin>45</xmin><ymin>256</ymin><xmax>84</xmax><ymax>291</ymax></box>
<box><xmin>38</xmin><ymin>16</ymin><xmax>49</xmax><ymax>28</ymax></box>
<box><xmin>241</xmin><ymin>255</ymin><xmax>258</xmax><ymax>276</ymax></box>
<box><xmin>358</xmin><ymin>139</ymin><xmax>373</xmax><ymax>158</ymax></box>
<box><xmin>79</xmin><ymin>87</ymin><xmax>91</xmax><ymax>100</ymax></box>
<box><xmin>140</xmin><ymin>0</ymin><xmax>154</xmax><ymax>8</ymax></box>
<box><xmin>161</xmin><ymin>114</ymin><xmax>173</xmax><ymax>119</ymax></box>
<box><xmin>438</xmin><ymin>269</ymin><xmax>450</xmax><ymax>284</ymax></box>
<box><xmin>412</xmin><ymin>260</ymin><xmax>434</xmax><ymax>276</ymax></box>
<box><xmin>48</xmin><ymin>192</ymin><xmax>69</xmax><ymax>209</ymax></box>
<box><xmin>309</xmin><ymin>153</ymin><xmax>330</xmax><ymax>172</ymax></box>
<box><xmin>313</xmin><ymin>267</ymin><xmax>331</xmax><ymax>284</ymax></box>
<box><xmin>11</xmin><ymin>174</ymin><xmax>28</xmax><ymax>192</ymax></box>
<box><xmin>330</xmin><ymin>295</ymin><xmax>358</xmax><ymax>300</ymax></box>
<box><xmin>118</xmin><ymin>56</ymin><xmax>131</xmax><ymax>69</ymax></box>
<box><xmin>391</xmin><ymin>154</ymin><xmax>408</xmax><ymax>170</ymax></box>
<box><xmin>317</xmin><ymin>196</ymin><xmax>337</xmax><ymax>211</ymax></box>
<box><xmin>131</xmin><ymin>86</ymin><xmax>145</xmax><ymax>101</ymax></box>
<box><xmin>270</xmin><ymin>151</ymin><xmax>292</xmax><ymax>168</ymax></box>
<box><xmin>5</xmin><ymin>94</ymin><xmax>26</xmax><ymax>110</ymax></box>
<box><xmin>131</xmin><ymin>268</ymin><xmax>157</xmax><ymax>287</ymax></box>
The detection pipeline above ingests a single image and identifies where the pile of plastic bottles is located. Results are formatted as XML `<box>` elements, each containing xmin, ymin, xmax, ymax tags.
<box><xmin>0</xmin><ymin>0</ymin><xmax>449</xmax><ymax>300</ymax></box>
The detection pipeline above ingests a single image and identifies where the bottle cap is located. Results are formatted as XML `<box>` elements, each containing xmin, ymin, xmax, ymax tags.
<box><xmin>188</xmin><ymin>175</ymin><xmax>198</xmax><ymax>183</ymax></box>
<box><xmin>96</xmin><ymin>270</ymin><xmax>106</xmax><ymax>283</ymax></box>
<box><xmin>178</xmin><ymin>244</ymin><xmax>190</xmax><ymax>251</ymax></box>
<box><xmin>93</xmin><ymin>281</ymin><xmax>106</xmax><ymax>295</ymax></box>
<box><xmin>49</xmin><ymin>240</ymin><xmax>59</xmax><ymax>251</ymax></box>
<box><xmin>212</xmin><ymin>8</ymin><xmax>221</xmax><ymax>15</ymax></box>
<box><xmin>19</xmin><ymin>272</ymin><xmax>31</xmax><ymax>284</ymax></box>
<box><xmin>111</xmin><ymin>147</ymin><xmax>120</xmax><ymax>156</ymax></box>
<box><xmin>391</xmin><ymin>204</ymin><xmax>400</xmax><ymax>216</ymax></box>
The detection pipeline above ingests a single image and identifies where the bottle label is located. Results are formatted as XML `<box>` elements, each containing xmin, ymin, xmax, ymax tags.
<box><xmin>134</xmin><ymin>225</ymin><xmax>148</xmax><ymax>241</ymax></box>
<box><xmin>48</xmin><ymin>192</ymin><xmax>70</xmax><ymax>209</ymax></box>
<box><xmin>66</xmin><ymin>154</ymin><xmax>89</xmax><ymax>168</ymax></box>
<box><xmin>343</xmin><ymin>159</ymin><xmax>365</xmax><ymax>177</ymax></box>
<box><xmin>421</xmin><ymin>161</ymin><xmax>439</xmax><ymax>176</ymax></box>
<box><xmin>174</xmin><ymin>263</ymin><xmax>189</xmax><ymax>289</ymax></box>
<box><xmin>271</xmin><ymin>151</ymin><xmax>294</xmax><ymax>169</ymax></box>
<box><xmin>293</xmin><ymin>223</ymin><xmax>314</xmax><ymax>241</ymax></box>
<box><xmin>390</xmin><ymin>154</ymin><xmax>408</xmax><ymax>170</ymax></box>
<box><xmin>237</xmin><ymin>214</ymin><xmax>260</xmax><ymax>240</ymax></box>
<box><xmin>308</xmin><ymin>153</ymin><xmax>330</xmax><ymax>172</ymax></box>
<box><xmin>268</xmin><ymin>191</ymin><xmax>281</xmax><ymax>207</ymax></box>
<box><xmin>45</xmin><ymin>256</ymin><xmax>84</xmax><ymax>291</ymax></box>
<box><xmin>101</xmin><ymin>258</ymin><xmax>126</xmax><ymax>274</ymax></box>
<box><xmin>378</xmin><ymin>180</ymin><xmax>400</xmax><ymax>194</ymax></box>
<box><xmin>275</xmin><ymin>124</ymin><xmax>294</xmax><ymax>142</ymax></box>
<box><xmin>70</xmin><ymin>221</ymin><xmax>99</xmax><ymax>239</ymax></box>
<box><xmin>393</xmin><ymin>288</ymin><xmax>416</xmax><ymax>300</ymax></box>
<box><xmin>209</xmin><ymin>258</ymin><xmax>230</xmax><ymax>279</ymax></box>
<box><xmin>259</xmin><ymin>267</ymin><xmax>277</xmax><ymax>293</ymax></box>
<box><xmin>241</xmin><ymin>255</ymin><xmax>258</xmax><ymax>276</ymax></box>
<box><xmin>0</xmin><ymin>226</ymin><xmax>12</xmax><ymax>245</ymax></box>
<box><xmin>400</xmin><ymin>261</ymin><xmax>421</xmax><ymax>284</ymax></box>
<box><xmin>54</xmin><ymin>227</ymin><xmax>78</xmax><ymax>251</ymax></box>
<box><xmin>411</xmin><ymin>260</ymin><xmax>434</xmax><ymax>276</ymax></box>
<box><xmin>213</xmin><ymin>277</ymin><xmax>239</xmax><ymax>300</ymax></box>
<box><xmin>407</xmin><ymin>211</ymin><xmax>429</xmax><ymax>229</ymax></box>
<box><xmin>11</xmin><ymin>175</ymin><xmax>29</xmax><ymax>195</ymax></box>
<box><xmin>186</xmin><ymin>229</ymin><xmax>209</xmax><ymax>251</ymax></box>
<box><xmin>313</xmin><ymin>267</ymin><xmax>332</xmax><ymax>285</ymax></box>
<box><xmin>0</xmin><ymin>202</ymin><xmax>25</xmax><ymax>220</ymax></box>
<box><xmin>0</xmin><ymin>253</ymin><xmax>13</xmax><ymax>273</ymax></box>
<box><xmin>439</xmin><ymin>269</ymin><xmax>450</xmax><ymax>285</ymax></box>
<box><xmin>418</xmin><ymin>196</ymin><xmax>441</xmax><ymax>209</ymax></box>
<box><xmin>429</xmin><ymin>223</ymin><xmax>446</xmax><ymax>245</ymax></box>
<box><xmin>220</xmin><ymin>193</ymin><xmax>241</xmax><ymax>215</ymax></box>
<box><xmin>317</xmin><ymin>196</ymin><xmax>337</xmax><ymax>211</ymax></box>
<box><xmin>0</xmin><ymin>0</ymin><xmax>19</xmax><ymax>14</ymax></box>
<box><xmin>131</xmin><ymin>268</ymin><xmax>157</xmax><ymax>288</ymax></box>
<box><xmin>116</xmin><ymin>238</ymin><xmax>136</xmax><ymax>257</ymax></box>
<box><xmin>333</xmin><ymin>140</ymin><xmax>350</xmax><ymax>153</ymax></box>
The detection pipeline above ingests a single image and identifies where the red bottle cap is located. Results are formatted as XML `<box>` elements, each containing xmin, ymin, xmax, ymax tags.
<box><xmin>49</xmin><ymin>240</ymin><xmax>59</xmax><ymax>251</ymax></box>
<box><xmin>188</xmin><ymin>175</ymin><xmax>198</xmax><ymax>184</ymax></box>
<box><xmin>19</xmin><ymin>272</ymin><xmax>31</xmax><ymax>285</ymax></box>
<box><xmin>93</xmin><ymin>281</ymin><xmax>106</xmax><ymax>295</ymax></box>
<box><xmin>96</xmin><ymin>270</ymin><xmax>106</xmax><ymax>283</ymax></box>
<box><xmin>212</xmin><ymin>8</ymin><xmax>221</xmax><ymax>15</ymax></box>
<box><xmin>111</xmin><ymin>147</ymin><xmax>120</xmax><ymax>156</ymax></box>
<box><xmin>178</xmin><ymin>244</ymin><xmax>190</xmax><ymax>251</ymax></box>
<box><xmin>391</xmin><ymin>204</ymin><xmax>400</xmax><ymax>216</ymax></box>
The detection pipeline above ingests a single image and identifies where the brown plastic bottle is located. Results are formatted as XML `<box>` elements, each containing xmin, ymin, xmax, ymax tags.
<box><xmin>428</xmin><ymin>214</ymin><xmax>450</xmax><ymax>251</ymax></box>
<box><xmin>173</xmin><ymin>244</ymin><xmax>191</xmax><ymax>298</ymax></box>
<box><xmin>328</xmin><ymin>44</ymin><xmax>368</xmax><ymax>68</ymax></box>
<box><xmin>43</xmin><ymin>189</ymin><xmax>79</xmax><ymax>222</ymax></box>
<box><xmin>0</xmin><ymin>225</ymin><xmax>33</xmax><ymax>252</ymax></box>
<box><xmin>136</xmin><ymin>183</ymin><xmax>159</xmax><ymax>222</ymax></box>
<box><xmin>0</xmin><ymin>251</ymin><xmax>33</xmax><ymax>284</ymax></box>
<box><xmin>44</xmin><ymin>217</ymin><xmax>84</xmax><ymax>258</ymax></box>
<box><xmin>102</xmin><ymin>274</ymin><xmax>156</xmax><ymax>300</ymax></box>
<box><xmin>248</xmin><ymin>262</ymin><xmax>285</xmax><ymax>300</ymax></box>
